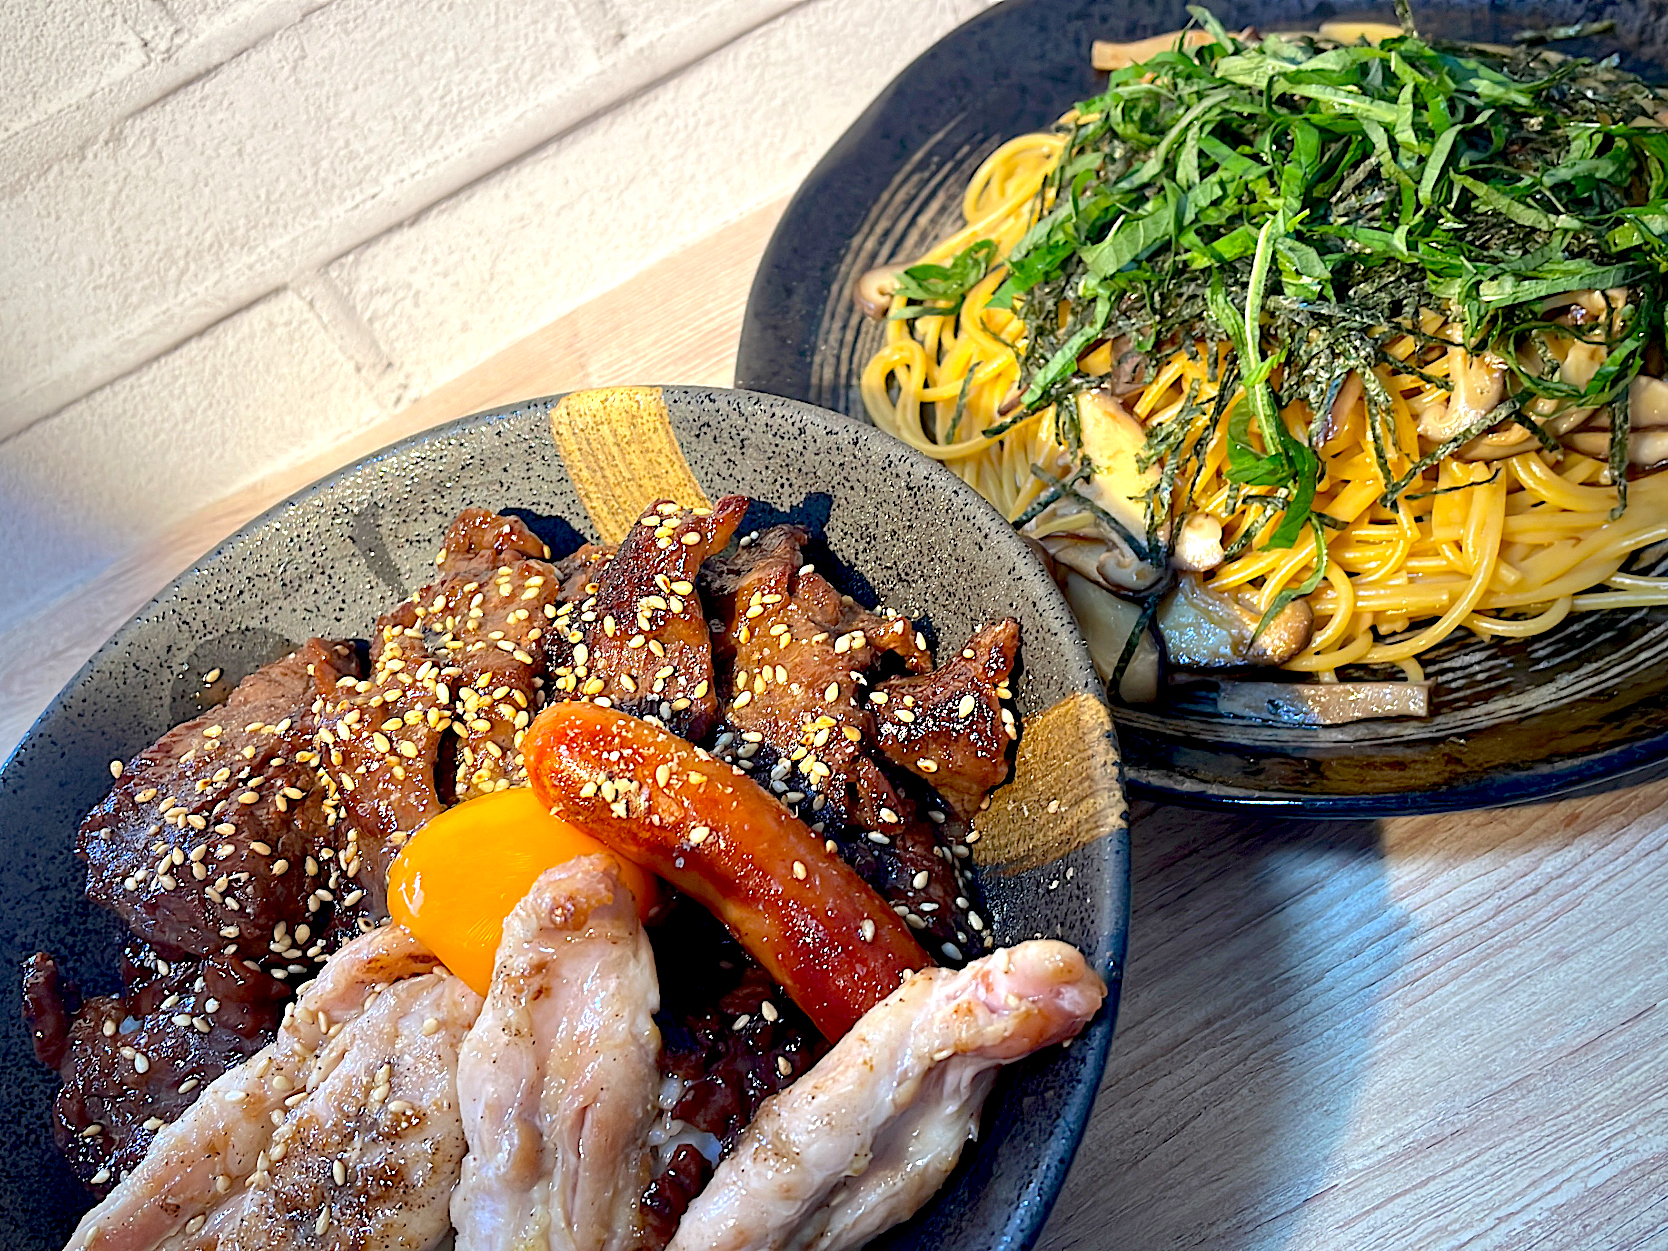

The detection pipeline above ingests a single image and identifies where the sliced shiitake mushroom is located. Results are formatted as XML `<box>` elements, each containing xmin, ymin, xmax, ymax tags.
<box><xmin>1419</xmin><ymin>347</ymin><xmax>1508</xmax><ymax>445</ymax></box>
<box><xmin>1061</xmin><ymin>572</ymin><xmax>1161</xmax><ymax>703</ymax></box>
<box><xmin>1171</xmin><ymin>513</ymin><xmax>1224</xmax><ymax>573</ymax></box>
<box><xmin>1156</xmin><ymin>575</ymin><xmax>1314</xmax><ymax>668</ymax></box>
<box><xmin>853</xmin><ymin>265</ymin><xmax>907</xmax><ymax>319</ymax></box>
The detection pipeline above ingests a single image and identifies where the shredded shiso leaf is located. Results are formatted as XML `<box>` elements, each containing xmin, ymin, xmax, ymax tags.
<box><xmin>888</xmin><ymin>3</ymin><xmax>1668</xmax><ymax>610</ymax></box>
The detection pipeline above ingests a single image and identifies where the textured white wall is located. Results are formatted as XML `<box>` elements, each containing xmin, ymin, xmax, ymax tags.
<box><xmin>1</xmin><ymin>0</ymin><xmax>998</xmax><ymax>623</ymax></box>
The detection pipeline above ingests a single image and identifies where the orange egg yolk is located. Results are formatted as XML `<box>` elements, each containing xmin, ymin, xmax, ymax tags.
<box><xmin>388</xmin><ymin>787</ymin><xmax>659</xmax><ymax>996</ymax></box>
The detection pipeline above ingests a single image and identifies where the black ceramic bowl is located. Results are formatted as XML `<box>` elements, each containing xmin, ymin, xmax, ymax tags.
<box><xmin>736</xmin><ymin>0</ymin><xmax>1668</xmax><ymax>815</ymax></box>
<box><xmin>0</xmin><ymin>386</ymin><xmax>1127</xmax><ymax>1248</ymax></box>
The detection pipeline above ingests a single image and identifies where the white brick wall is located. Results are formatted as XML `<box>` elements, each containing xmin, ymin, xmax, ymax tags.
<box><xmin>0</xmin><ymin>0</ymin><xmax>998</xmax><ymax>624</ymax></box>
<box><xmin>0</xmin><ymin>3</ymin><xmax>147</xmax><ymax>140</ymax></box>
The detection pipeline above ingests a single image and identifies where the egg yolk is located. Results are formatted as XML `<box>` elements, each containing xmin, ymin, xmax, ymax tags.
<box><xmin>388</xmin><ymin>787</ymin><xmax>659</xmax><ymax>996</ymax></box>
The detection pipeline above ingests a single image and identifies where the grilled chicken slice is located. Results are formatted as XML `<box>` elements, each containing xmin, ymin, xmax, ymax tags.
<box><xmin>453</xmin><ymin>856</ymin><xmax>661</xmax><ymax>1251</ymax></box>
<box><xmin>666</xmin><ymin>940</ymin><xmax>1106</xmax><ymax>1251</ymax></box>
<box><xmin>63</xmin><ymin>923</ymin><xmax>480</xmax><ymax>1251</ymax></box>
<box><xmin>545</xmin><ymin>496</ymin><xmax>749</xmax><ymax>741</ymax></box>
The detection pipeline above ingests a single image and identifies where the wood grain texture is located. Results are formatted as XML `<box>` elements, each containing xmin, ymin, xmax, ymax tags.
<box><xmin>1036</xmin><ymin>787</ymin><xmax>1668</xmax><ymax>1251</ymax></box>
<box><xmin>6</xmin><ymin>184</ymin><xmax>1668</xmax><ymax>1251</ymax></box>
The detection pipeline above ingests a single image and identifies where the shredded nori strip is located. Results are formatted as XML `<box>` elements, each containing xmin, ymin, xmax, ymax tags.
<box><xmin>970</xmin><ymin>5</ymin><xmax>1668</xmax><ymax>549</ymax></box>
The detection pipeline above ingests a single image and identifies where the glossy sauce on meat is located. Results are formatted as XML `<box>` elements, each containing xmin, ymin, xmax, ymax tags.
<box><xmin>23</xmin><ymin>943</ymin><xmax>289</xmax><ymax>1195</ymax></box>
<box><xmin>26</xmin><ymin>502</ymin><xmax>1023</xmax><ymax>1236</ymax></box>
<box><xmin>701</xmin><ymin>526</ymin><xmax>1012</xmax><ymax>962</ymax></box>
<box><xmin>79</xmin><ymin>639</ymin><xmax>361</xmax><ymax>973</ymax></box>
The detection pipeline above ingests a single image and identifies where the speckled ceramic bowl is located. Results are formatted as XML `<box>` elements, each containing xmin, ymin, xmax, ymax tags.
<box><xmin>0</xmin><ymin>386</ymin><xmax>1128</xmax><ymax>1248</ymax></box>
<box><xmin>736</xmin><ymin>0</ymin><xmax>1668</xmax><ymax>816</ymax></box>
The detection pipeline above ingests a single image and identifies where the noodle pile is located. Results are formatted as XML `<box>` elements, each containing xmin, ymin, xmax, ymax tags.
<box><xmin>863</xmin><ymin>128</ymin><xmax>1668</xmax><ymax>682</ymax></box>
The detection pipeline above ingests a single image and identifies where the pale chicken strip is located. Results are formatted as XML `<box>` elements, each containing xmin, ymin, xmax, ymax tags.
<box><xmin>453</xmin><ymin>856</ymin><xmax>661</xmax><ymax>1251</ymax></box>
<box><xmin>63</xmin><ymin>925</ymin><xmax>480</xmax><ymax>1251</ymax></box>
<box><xmin>188</xmin><ymin>963</ymin><xmax>480</xmax><ymax>1250</ymax></box>
<box><xmin>668</xmin><ymin>940</ymin><xmax>1106</xmax><ymax>1251</ymax></box>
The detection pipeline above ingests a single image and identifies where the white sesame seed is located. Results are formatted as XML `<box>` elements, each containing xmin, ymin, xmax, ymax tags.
<box><xmin>109</xmin><ymin>760</ymin><xmax>124</xmax><ymax>778</ymax></box>
<box><xmin>860</xmin><ymin>919</ymin><xmax>876</xmax><ymax>942</ymax></box>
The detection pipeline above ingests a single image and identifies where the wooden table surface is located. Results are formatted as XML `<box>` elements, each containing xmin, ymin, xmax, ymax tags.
<box><xmin>7</xmin><ymin>200</ymin><xmax>1667</xmax><ymax>1251</ymax></box>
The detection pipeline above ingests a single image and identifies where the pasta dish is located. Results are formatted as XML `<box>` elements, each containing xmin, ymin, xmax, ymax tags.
<box><xmin>859</xmin><ymin>9</ymin><xmax>1668</xmax><ymax>721</ymax></box>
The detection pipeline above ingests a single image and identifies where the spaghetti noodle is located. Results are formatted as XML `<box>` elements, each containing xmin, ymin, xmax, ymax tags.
<box><xmin>859</xmin><ymin>16</ymin><xmax>1668</xmax><ymax>703</ymax></box>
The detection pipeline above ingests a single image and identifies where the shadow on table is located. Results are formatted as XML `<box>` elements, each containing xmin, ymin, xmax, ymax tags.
<box><xmin>1035</xmin><ymin>801</ymin><xmax>1408</xmax><ymax>1251</ymax></box>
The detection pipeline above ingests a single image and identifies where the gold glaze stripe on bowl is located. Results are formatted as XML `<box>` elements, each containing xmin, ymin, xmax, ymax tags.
<box><xmin>971</xmin><ymin>691</ymin><xmax>1125</xmax><ymax>873</ymax></box>
<box><xmin>550</xmin><ymin>387</ymin><xmax>711</xmax><ymax>544</ymax></box>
